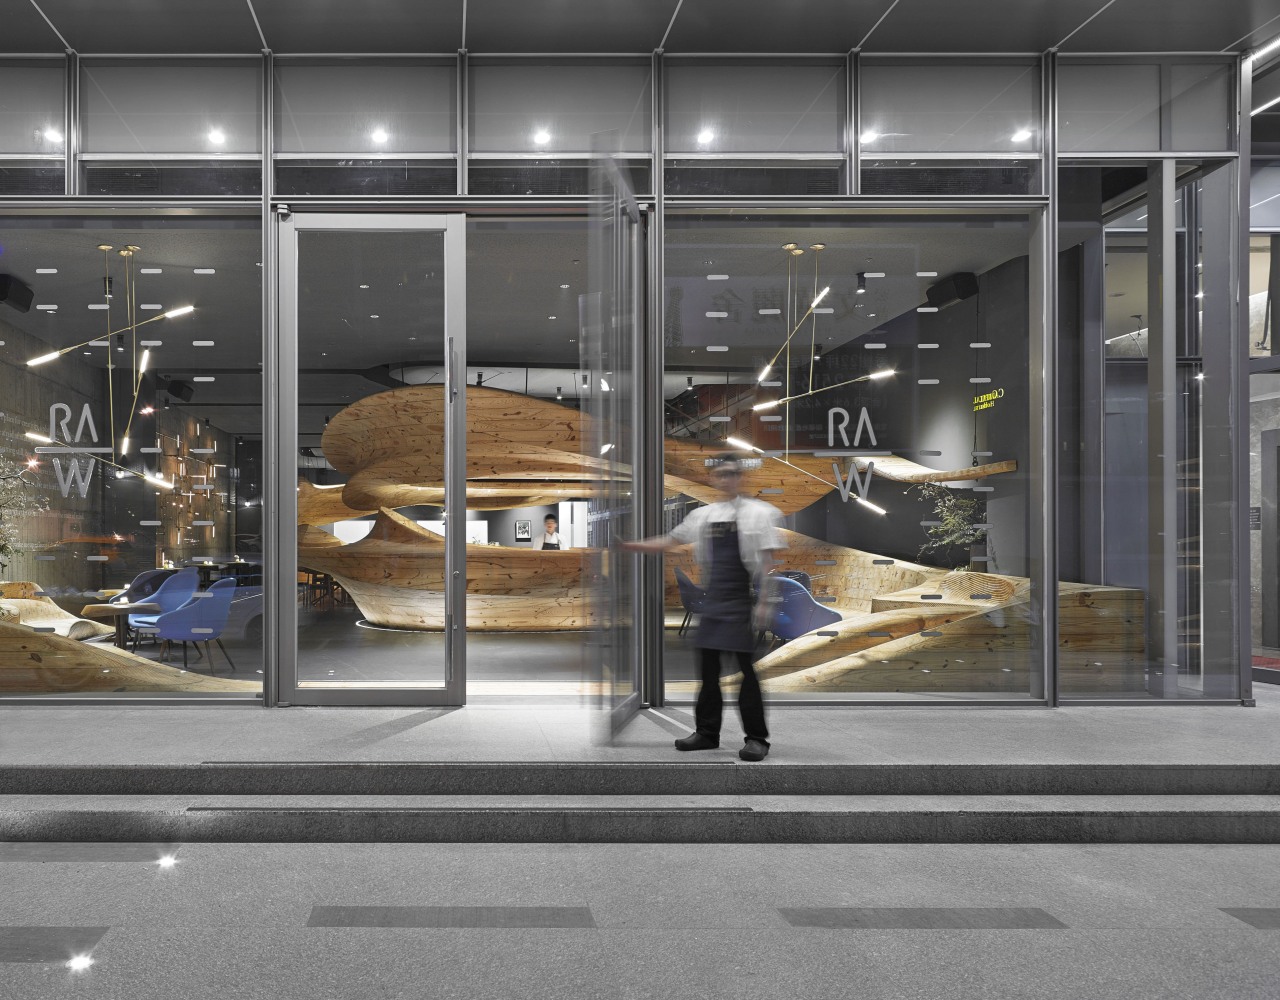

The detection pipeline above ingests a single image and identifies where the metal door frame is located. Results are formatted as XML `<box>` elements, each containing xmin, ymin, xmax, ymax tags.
<box><xmin>274</xmin><ymin>210</ymin><xmax>467</xmax><ymax>706</ymax></box>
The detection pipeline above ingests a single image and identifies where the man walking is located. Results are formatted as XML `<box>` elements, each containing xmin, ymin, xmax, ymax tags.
<box><xmin>622</xmin><ymin>453</ymin><xmax>784</xmax><ymax>761</ymax></box>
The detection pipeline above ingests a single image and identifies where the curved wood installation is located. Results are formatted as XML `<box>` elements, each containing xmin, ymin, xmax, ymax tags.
<box><xmin>317</xmin><ymin>385</ymin><xmax>1017</xmax><ymax>517</ymax></box>
<box><xmin>850</xmin><ymin>456</ymin><xmax>1018</xmax><ymax>483</ymax></box>
<box><xmin>0</xmin><ymin>621</ymin><xmax>262</xmax><ymax>694</ymax></box>
<box><xmin>0</xmin><ymin>582</ymin><xmax>113</xmax><ymax>641</ymax></box>
<box><xmin>298</xmin><ymin>508</ymin><xmax>589</xmax><ymax>630</ymax></box>
<box><xmin>298</xmin><ymin>480</ymin><xmax>374</xmax><ymax>527</ymax></box>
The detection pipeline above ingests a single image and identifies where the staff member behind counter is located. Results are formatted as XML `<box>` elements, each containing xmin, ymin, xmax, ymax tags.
<box><xmin>531</xmin><ymin>514</ymin><xmax>568</xmax><ymax>551</ymax></box>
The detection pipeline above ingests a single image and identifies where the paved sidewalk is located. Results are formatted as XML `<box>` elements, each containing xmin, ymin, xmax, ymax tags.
<box><xmin>2</xmin><ymin>685</ymin><xmax>1277</xmax><ymax>766</ymax></box>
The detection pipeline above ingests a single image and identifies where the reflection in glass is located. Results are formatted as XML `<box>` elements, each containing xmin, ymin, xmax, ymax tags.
<box><xmin>0</xmin><ymin>216</ymin><xmax>263</xmax><ymax>696</ymax></box>
<box><xmin>663</xmin><ymin>212</ymin><xmax>1039</xmax><ymax>702</ymax></box>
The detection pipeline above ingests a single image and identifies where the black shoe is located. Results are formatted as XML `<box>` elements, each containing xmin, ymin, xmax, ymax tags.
<box><xmin>674</xmin><ymin>732</ymin><xmax>719</xmax><ymax>751</ymax></box>
<box><xmin>739</xmin><ymin>738</ymin><xmax>770</xmax><ymax>762</ymax></box>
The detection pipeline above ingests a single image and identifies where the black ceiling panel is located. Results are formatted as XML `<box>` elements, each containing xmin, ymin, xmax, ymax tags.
<box><xmin>251</xmin><ymin>0</ymin><xmax>464</xmax><ymax>54</ymax></box>
<box><xmin>860</xmin><ymin>0</ymin><xmax>1106</xmax><ymax>53</ymax></box>
<box><xmin>1065</xmin><ymin>0</ymin><xmax>1280</xmax><ymax>53</ymax></box>
<box><xmin>663</xmin><ymin>0</ymin><xmax>888</xmax><ymax>53</ymax></box>
<box><xmin>37</xmin><ymin>0</ymin><xmax>261</xmax><ymax>53</ymax></box>
<box><xmin>2</xmin><ymin>1</ymin><xmax>68</xmax><ymax>53</ymax></box>
<box><xmin>467</xmin><ymin>0</ymin><xmax>674</xmax><ymax>53</ymax></box>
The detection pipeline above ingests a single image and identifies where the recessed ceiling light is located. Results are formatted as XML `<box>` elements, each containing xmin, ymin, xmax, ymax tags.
<box><xmin>66</xmin><ymin>955</ymin><xmax>93</xmax><ymax>972</ymax></box>
<box><xmin>548</xmin><ymin>315</ymin><xmax>557</xmax><ymax>320</ymax></box>
<box><xmin>559</xmin><ymin>284</ymin><xmax>570</xmax><ymax>289</ymax></box>
<box><xmin>359</xmin><ymin>284</ymin><xmax>370</xmax><ymax>289</ymax></box>
<box><xmin>369</xmin><ymin>314</ymin><xmax>379</xmax><ymax>319</ymax></box>
<box><xmin>533</xmin><ymin>128</ymin><xmax>551</xmax><ymax>144</ymax></box>
<box><xmin>371</xmin><ymin>127</ymin><xmax>389</xmax><ymax>143</ymax></box>
<box><xmin>207</xmin><ymin>128</ymin><xmax>226</xmax><ymax>145</ymax></box>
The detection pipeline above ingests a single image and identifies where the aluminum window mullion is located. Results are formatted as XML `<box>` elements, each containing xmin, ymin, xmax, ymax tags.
<box><xmin>66</xmin><ymin>52</ymin><xmax>78</xmax><ymax>195</ymax></box>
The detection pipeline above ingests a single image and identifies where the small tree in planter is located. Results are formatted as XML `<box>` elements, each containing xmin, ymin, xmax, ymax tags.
<box><xmin>0</xmin><ymin>457</ymin><xmax>48</xmax><ymax>574</ymax></box>
<box><xmin>909</xmin><ymin>482</ymin><xmax>988</xmax><ymax>569</ymax></box>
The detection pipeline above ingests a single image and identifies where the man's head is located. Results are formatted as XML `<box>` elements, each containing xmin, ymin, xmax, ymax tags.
<box><xmin>707</xmin><ymin>452</ymin><xmax>748</xmax><ymax>497</ymax></box>
<box><xmin>544</xmin><ymin>514</ymin><xmax>558</xmax><ymax>531</ymax></box>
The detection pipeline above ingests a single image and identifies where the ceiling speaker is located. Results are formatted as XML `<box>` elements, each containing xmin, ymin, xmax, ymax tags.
<box><xmin>926</xmin><ymin>272</ymin><xmax>979</xmax><ymax>310</ymax></box>
<box><xmin>0</xmin><ymin>275</ymin><xmax>34</xmax><ymax>313</ymax></box>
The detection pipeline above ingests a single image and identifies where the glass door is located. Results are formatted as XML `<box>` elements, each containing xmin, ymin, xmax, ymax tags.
<box><xmin>278</xmin><ymin>213</ymin><xmax>466</xmax><ymax>705</ymax></box>
<box><xmin>586</xmin><ymin>137</ymin><xmax>645</xmax><ymax>730</ymax></box>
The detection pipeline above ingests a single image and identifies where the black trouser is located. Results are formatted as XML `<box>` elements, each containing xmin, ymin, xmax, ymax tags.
<box><xmin>695</xmin><ymin>647</ymin><xmax>769</xmax><ymax>744</ymax></box>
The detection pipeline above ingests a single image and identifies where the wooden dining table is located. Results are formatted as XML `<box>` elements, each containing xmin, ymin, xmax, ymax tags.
<box><xmin>80</xmin><ymin>602</ymin><xmax>160</xmax><ymax>649</ymax></box>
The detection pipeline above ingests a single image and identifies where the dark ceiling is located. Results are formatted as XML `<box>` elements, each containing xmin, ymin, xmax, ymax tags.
<box><xmin>6</xmin><ymin>0</ymin><xmax>1279</xmax><ymax>55</ymax></box>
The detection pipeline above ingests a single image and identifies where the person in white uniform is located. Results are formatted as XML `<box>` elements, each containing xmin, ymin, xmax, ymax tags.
<box><xmin>622</xmin><ymin>453</ymin><xmax>784</xmax><ymax>761</ymax></box>
<box><xmin>531</xmin><ymin>514</ymin><xmax>568</xmax><ymax>551</ymax></box>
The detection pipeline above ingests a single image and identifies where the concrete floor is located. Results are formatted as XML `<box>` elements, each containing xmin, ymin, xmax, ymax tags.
<box><xmin>2</xmin><ymin>841</ymin><xmax>1280</xmax><ymax>998</ymax></box>
<box><xmin>2</xmin><ymin>683</ymin><xmax>1279</xmax><ymax>767</ymax></box>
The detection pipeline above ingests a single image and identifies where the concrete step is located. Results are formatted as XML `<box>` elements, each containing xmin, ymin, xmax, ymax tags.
<box><xmin>3</xmin><ymin>761</ymin><xmax>1279</xmax><ymax>797</ymax></box>
<box><xmin>2</xmin><ymin>793</ymin><xmax>1279</xmax><ymax>844</ymax></box>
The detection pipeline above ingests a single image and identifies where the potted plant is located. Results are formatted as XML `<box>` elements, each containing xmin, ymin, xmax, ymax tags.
<box><xmin>909</xmin><ymin>482</ymin><xmax>989</xmax><ymax>570</ymax></box>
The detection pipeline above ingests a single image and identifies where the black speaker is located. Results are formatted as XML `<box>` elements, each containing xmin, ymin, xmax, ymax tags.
<box><xmin>0</xmin><ymin>275</ymin><xmax>34</xmax><ymax>313</ymax></box>
<box><xmin>164</xmin><ymin>379</ymin><xmax>194</xmax><ymax>402</ymax></box>
<box><xmin>926</xmin><ymin>272</ymin><xmax>979</xmax><ymax>309</ymax></box>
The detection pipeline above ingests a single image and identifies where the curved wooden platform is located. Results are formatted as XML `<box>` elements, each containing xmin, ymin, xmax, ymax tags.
<box><xmin>297</xmin><ymin>508</ymin><xmax>590</xmax><ymax>631</ymax></box>
<box><xmin>0</xmin><ymin>622</ymin><xmax>262</xmax><ymax>694</ymax></box>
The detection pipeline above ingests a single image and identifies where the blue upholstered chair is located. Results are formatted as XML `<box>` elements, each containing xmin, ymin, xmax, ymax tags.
<box><xmin>769</xmin><ymin>575</ymin><xmax>842</xmax><ymax>644</ymax></box>
<box><xmin>673</xmin><ymin>566</ymin><xmax>705</xmax><ymax>636</ymax></box>
<box><xmin>128</xmin><ymin>568</ymin><xmax>199</xmax><ymax>649</ymax></box>
<box><xmin>153</xmin><ymin>577</ymin><xmax>238</xmax><ymax>673</ymax></box>
<box><xmin>110</xmin><ymin>568</ymin><xmax>176</xmax><ymax>606</ymax></box>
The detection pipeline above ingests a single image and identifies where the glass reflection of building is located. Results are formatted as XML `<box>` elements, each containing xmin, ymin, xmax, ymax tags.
<box><xmin>0</xmin><ymin>36</ymin><xmax>1261</xmax><ymax>707</ymax></box>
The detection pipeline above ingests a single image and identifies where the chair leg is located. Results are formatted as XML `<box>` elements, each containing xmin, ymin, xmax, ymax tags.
<box><xmin>204</xmin><ymin>641</ymin><xmax>217</xmax><ymax>675</ymax></box>
<box><xmin>216</xmin><ymin>638</ymin><xmax>236</xmax><ymax>672</ymax></box>
<box><xmin>182</xmin><ymin>642</ymin><xmax>188</xmax><ymax>669</ymax></box>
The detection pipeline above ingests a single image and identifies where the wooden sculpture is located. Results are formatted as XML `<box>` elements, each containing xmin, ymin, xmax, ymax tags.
<box><xmin>0</xmin><ymin>621</ymin><xmax>262</xmax><ymax>694</ymax></box>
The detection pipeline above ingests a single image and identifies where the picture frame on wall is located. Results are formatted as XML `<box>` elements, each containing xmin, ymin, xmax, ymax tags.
<box><xmin>515</xmin><ymin>519</ymin><xmax>532</xmax><ymax>541</ymax></box>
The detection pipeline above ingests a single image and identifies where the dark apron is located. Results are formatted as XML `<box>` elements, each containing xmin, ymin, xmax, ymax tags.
<box><xmin>542</xmin><ymin>535</ymin><xmax>560</xmax><ymax>551</ymax></box>
<box><xmin>693</xmin><ymin>519</ymin><xmax>755</xmax><ymax>653</ymax></box>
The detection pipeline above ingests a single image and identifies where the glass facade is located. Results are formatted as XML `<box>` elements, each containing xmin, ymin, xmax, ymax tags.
<box><xmin>0</xmin><ymin>51</ymin><xmax>1249</xmax><ymax>706</ymax></box>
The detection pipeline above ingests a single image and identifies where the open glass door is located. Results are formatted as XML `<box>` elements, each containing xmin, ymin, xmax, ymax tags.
<box><xmin>278</xmin><ymin>213</ymin><xmax>466</xmax><ymax>705</ymax></box>
<box><xmin>586</xmin><ymin>137</ymin><xmax>645</xmax><ymax>730</ymax></box>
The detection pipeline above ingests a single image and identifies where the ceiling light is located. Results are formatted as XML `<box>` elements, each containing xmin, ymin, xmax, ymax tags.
<box><xmin>867</xmin><ymin>369</ymin><xmax>895</xmax><ymax>380</ymax></box>
<box><xmin>164</xmin><ymin>305</ymin><xmax>195</xmax><ymax>319</ymax></box>
<box><xmin>855</xmin><ymin>496</ymin><xmax>887</xmax><ymax>515</ymax></box>
<box><xmin>860</xmin><ymin>130</ymin><xmax>879</xmax><ymax>143</ymax></box>
<box><xmin>548</xmin><ymin>315</ymin><xmax>557</xmax><ymax>320</ymax></box>
<box><xmin>811</xmin><ymin>286</ymin><xmax>829</xmax><ymax>309</ymax></box>
<box><xmin>121</xmin><ymin>437</ymin><xmax>130</xmax><ymax>455</ymax></box>
<box><xmin>556</xmin><ymin>386</ymin><xmax>562</xmax><ymax>400</ymax></box>
<box><xmin>757</xmin><ymin>364</ymin><xmax>772</xmax><ymax>382</ymax></box>
<box><xmin>725</xmin><ymin>436</ymin><xmax>761</xmax><ymax>453</ymax></box>
<box><xmin>752</xmin><ymin>400</ymin><xmax>779</xmax><ymax>412</ymax></box>
<box><xmin>25</xmin><ymin>431</ymin><xmax>53</xmax><ymax>444</ymax></box>
<box><xmin>138</xmin><ymin>349</ymin><xmax>150</xmax><ymax>375</ymax></box>
<box><xmin>1247</xmin><ymin>33</ymin><xmax>1280</xmax><ymax>64</ymax></box>
<box><xmin>1195</xmin><ymin>372</ymin><xmax>1205</xmax><ymax>380</ymax></box>
<box><xmin>27</xmin><ymin>457</ymin><xmax>39</xmax><ymax>469</ymax></box>
<box><xmin>1011</xmin><ymin>128</ymin><xmax>1032</xmax><ymax>142</ymax></box>
<box><xmin>371</xmin><ymin>127</ymin><xmax>389</xmax><ymax>143</ymax></box>
<box><xmin>369</xmin><ymin>314</ymin><xmax>379</xmax><ymax>319</ymax></box>
<box><xmin>66</xmin><ymin>955</ymin><xmax>94</xmax><ymax>972</ymax></box>
<box><xmin>157</xmin><ymin>854</ymin><xmax>178</xmax><ymax>868</ymax></box>
<box><xmin>600</xmin><ymin>378</ymin><xmax>610</xmax><ymax>392</ymax></box>
<box><xmin>559</xmin><ymin>283</ymin><xmax>570</xmax><ymax>289</ymax></box>
<box><xmin>26</xmin><ymin>351</ymin><xmax>60</xmax><ymax>367</ymax></box>
<box><xmin>43</xmin><ymin>127</ymin><xmax>63</xmax><ymax>143</ymax></box>
<box><xmin>359</xmin><ymin>284</ymin><xmax>370</xmax><ymax>289</ymax></box>
<box><xmin>856</xmin><ymin>273</ymin><xmax>867</xmax><ymax>295</ymax></box>
<box><xmin>207</xmin><ymin>128</ymin><xmax>226</xmax><ymax>145</ymax></box>
<box><xmin>533</xmin><ymin>128</ymin><xmax>551</xmax><ymax>144</ymax></box>
<box><xmin>696</xmin><ymin>128</ymin><xmax>715</xmax><ymax>144</ymax></box>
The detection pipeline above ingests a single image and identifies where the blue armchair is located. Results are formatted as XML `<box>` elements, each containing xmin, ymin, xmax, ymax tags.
<box><xmin>673</xmin><ymin>566</ymin><xmax>705</xmax><ymax>636</ymax></box>
<box><xmin>153</xmin><ymin>577</ymin><xmax>238</xmax><ymax>673</ymax></box>
<box><xmin>770</xmin><ymin>576</ymin><xmax>842</xmax><ymax>644</ymax></box>
<box><xmin>128</xmin><ymin>568</ymin><xmax>199</xmax><ymax>649</ymax></box>
<box><xmin>110</xmin><ymin>568</ymin><xmax>176</xmax><ymax>606</ymax></box>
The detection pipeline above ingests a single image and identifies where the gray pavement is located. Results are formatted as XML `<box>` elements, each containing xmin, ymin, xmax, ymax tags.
<box><xmin>1</xmin><ymin>684</ymin><xmax>1278</xmax><ymax>766</ymax></box>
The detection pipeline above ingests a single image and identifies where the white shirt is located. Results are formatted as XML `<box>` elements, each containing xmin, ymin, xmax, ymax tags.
<box><xmin>532</xmin><ymin>531</ymin><xmax>567</xmax><ymax>550</ymax></box>
<box><xmin>668</xmin><ymin>496</ymin><xmax>785</xmax><ymax>580</ymax></box>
